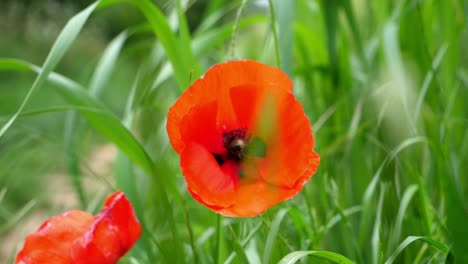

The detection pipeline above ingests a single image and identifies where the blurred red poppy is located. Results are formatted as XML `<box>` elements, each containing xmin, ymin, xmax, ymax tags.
<box><xmin>167</xmin><ymin>60</ymin><xmax>320</xmax><ymax>217</ymax></box>
<box><xmin>16</xmin><ymin>190</ymin><xmax>141</xmax><ymax>264</ymax></box>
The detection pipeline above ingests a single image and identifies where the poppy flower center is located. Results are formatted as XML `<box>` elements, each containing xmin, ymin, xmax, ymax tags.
<box><xmin>212</xmin><ymin>128</ymin><xmax>267</xmax><ymax>168</ymax></box>
<box><xmin>223</xmin><ymin>128</ymin><xmax>247</xmax><ymax>162</ymax></box>
<box><xmin>228</xmin><ymin>138</ymin><xmax>247</xmax><ymax>161</ymax></box>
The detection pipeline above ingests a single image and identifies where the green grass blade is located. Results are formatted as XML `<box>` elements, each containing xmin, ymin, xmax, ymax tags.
<box><xmin>114</xmin><ymin>65</ymin><xmax>144</xmax><ymax>211</ymax></box>
<box><xmin>341</xmin><ymin>0</ymin><xmax>367</xmax><ymax>71</ymax></box>
<box><xmin>0</xmin><ymin>199</ymin><xmax>36</xmax><ymax>234</ymax></box>
<box><xmin>287</xmin><ymin>207</ymin><xmax>313</xmax><ymax>242</ymax></box>
<box><xmin>53</xmin><ymin>78</ymin><xmax>155</xmax><ymax>175</ymax></box>
<box><xmin>215</xmin><ymin>214</ymin><xmax>225</xmax><ymax>264</ymax></box>
<box><xmin>413</xmin><ymin>44</ymin><xmax>448</xmax><ymax>121</ymax></box>
<box><xmin>64</xmin><ymin>112</ymin><xmax>87</xmax><ymax>208</ymax></box>
<box><xmin>322</xmin><ymin>0</ymin><xmax>339</xmax><ymax>86</ymax></box>
<box><xmin>0</xmin><ymin>106</ymin><xmax>117</xmax><ymax>124</ymax></box>
<box><xmin>263</xmin><ymin>208</ymin><xmax>289</xmax><ymax>264</ymax></box>
<box><xmin>359</xmin><ymin>137</ymin><xmax>426</xmax><ymax>246</ymax></box>
<box><xmin>325</xmin><ymin>206</ymin><xmax>362</xmax><ymax>230</ymax></box>
<box><xmin>384</xmin><ymin>236</ymin><xmax>449</xmax><ymax>264</ymax></box>
<box><xmin>0</xmin><ymin>188</ymin><xmax>6</xmax><ymax>204</ymax></box>
<box><xmin>89</xmin><ymin>31</ymin><xmax>129</xmax><ymax>96</ymax></box>
<box><xmin>225</xmin><ymin>222</ymin><xmax>263</xmax><ymax>264</ymax></box>
<box><xmin>387</xmin><ymin>185</ymin><xmax>419</xmax><ymax>254</ymax></box>
<box><xmin>64</xmin><ymin>29</ymin><xmax>129</xmax><ymax>208</ymax></box>
<box><xmin>228</xmin><ymin>0</ymin><xmax>248</xmax><ymax>59</ymax></box>
<box><xmin>193</xmin><ymin>15</ymin><xmax>266</xmax><ymax>58</ymax></box>
<box><xmin>0</xmin><ymin>59</ymin><xmax>32</xmax><ymax>71</ymax></box>
<box><xmin>0</xmin><ymin>1</ymin><xmax>99</xmax><ymax>139</ymax></box>
<box><xmin>267</xmin><ymin>0</ymin><xmax>282</xmax><ymax>68</ymax></box>
<box><xmin>0</xmin><ymin>59</ymin><xmax>155</xmax><ymax>176</ymax></box>
<box><xmin>226</xmin><ymin>225</ymin><xmax>250</xmax><ymax>264</ymax></box>
<box><xmin>372</xmin><ymin>184</ymin><xmax>386</xmax><ymax>264</ymax></box>
<box><xmin>129</xmin><ymin>0</ymin><xmax>200</xmax><ymax>89</ymax></box>
<box><xmin>278</xmin><ymin>250</ymin><xmax>354</xmax><ymax>264</ymax></box>
<box><xmin>176</xmin><ymin>0</ymin><xmax>192</xmax><ymax>60</ymax></box>
<box><xmin>273</xmin><ymin>0</ymin><xmax>294</xmax><ymax>75</ymax></box>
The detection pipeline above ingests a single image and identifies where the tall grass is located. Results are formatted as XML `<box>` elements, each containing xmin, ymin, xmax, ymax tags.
<box><xmin>0</xmin><ymin>0</ymin><xmax>466</xmax><ymax>263</ymax></box>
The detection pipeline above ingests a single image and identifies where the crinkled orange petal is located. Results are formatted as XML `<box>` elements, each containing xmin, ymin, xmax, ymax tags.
<box><xmin>15</xmin><ymin>211</ymin><xmax>94</xmax><ymax>264</ymax></box>
<box><xmin>229</xmin><ymin>84</ymin><xmax>262</xmax><ymax>129</ymax></box>
<box><xmin>218</xmin><ymin>180</ymin><xmax>299</xmax><ymax>217</ymax></box>
<box><xmin>15</xmin><ymin>191</ymin><xmax>141</xmax><ymax>264</ymax></box>
<box><xmin>179</xmin><ymin>101</ymin><xmax>224</xmax><ymax>154</ymax></box>
<box><xmin>71</xmin><ymin>191</ymin><xmax>142</xmax><ymax>264</ymax></box>
<box><xmin>260</xmin><ymin>92</ymin><xmax>320</xmax><ymax>188</ymax></box>
<box><xmin>167</xmin><ymin>60</ymin><xmax>292</xmax><ymax>153</ymax></box>
<box><xmin>180</xmin><ymin>142</ymin><xmax>238</xmax><ymax>209</ymax></box>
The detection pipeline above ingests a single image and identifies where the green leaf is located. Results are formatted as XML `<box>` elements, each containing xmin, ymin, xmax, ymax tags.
<box><xmin>414</xmin><ymin>44</ymin><xmax>448</xmax><ymax>121</ymax></box>
<box><xmin>321</xmin><ymin>0</ymin><xmax>340</xmax><ymax>86</ymax></box>
<box><xmin>340</xmin><ymin>0</ymin><xmax>367</xmax><ymax>71</ymax></box>
<box><xmin>224</xmin><ymin>222</ymin><xmax>263</xmax><ymax>264</ymax></box>
<box><xmin>273</xmin><ymin>0</ymin><xmax>294</xmax><ymax>75</ymax></box>
<box><xmin>385</xmin><ymin>236</ymin><xmax>450</xmax><ymax>264</ymax></box>
<box><xmin>359</xmin><ymin>137</ymin><xmax>426</xmax><ymax>246</ymax></box>
<box><xmin>226</xmin><ymin>225</ymin><xmax>250</xmax><ymax>264</ymax></box>
<box><xmin>267</xmin><ymin>0</ymin><xmax>281</xmax><ymax>68</ymax></box>
<box><xmin>89</xmin><ymin>30</ymin><xmax>129</xmax><ymax>96</ymax></box>
<box><xmin>278</xmin><ymin>250</ymin><xmax>354</xmax><ymax>264</ymax></box>
<box><xmin>192</xmin><ymin>15</ymin><xmax>266</xmax><ymax>59</ymax></box>
<box><xmin>387</xmin><ymin>185</ymin><xmax>419</xmax><ymax>253</ymax></box>
<box><xmin>263</xmin><ymin>208</ymin><xmax>289</xmax><ymax>264</ymax></box>
<box><xmin>64</xmin><ymin>29</ymin><xmax>129</xmax><ymax>207</ymax></box>
<box><xmin>0</xmin><ymin>188</ymin><xmax>36</xmax><ymax>234</ymax></box>
<box><xmin>0</xmin><ymin>1</ymin><xmax>99</xmax><ymax>139</ymax></box>
<box><xmin>372</xmin><ymin>184</ymin><xmax>386</xmax><ymax>264</ymax></box>
<box><xmin>325</xmin><ymin>206</ymin><xmax>362</xmax><ymax>230</ymax></box>
<box><xmin>0</xmin><ymin>59</ymin><xmax>155</xmax><ymax>176</ymax></box>
<box><xmin>129</xmin><ymin>0</ymin><xmax>200</xmax><ymax>89</ymax></box>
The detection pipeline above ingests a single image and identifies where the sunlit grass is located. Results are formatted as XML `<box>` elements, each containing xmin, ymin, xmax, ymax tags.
<box><xmin>0</xmin><ymin>0</ymin><xmax>466</xmax><ymax>263</ymax></box>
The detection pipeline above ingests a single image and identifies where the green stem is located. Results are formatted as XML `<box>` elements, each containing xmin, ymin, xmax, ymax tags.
<box><xmin>268</xmin><ymin>0</ymin><xmax>281</xmax><ymax>68</ymax></box>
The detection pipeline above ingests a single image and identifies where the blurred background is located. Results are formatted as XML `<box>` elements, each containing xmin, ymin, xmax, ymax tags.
<box><xmin>0</xmin><ymin>0</ymin><xmax>467</xmax><ymax>263</ymax></box>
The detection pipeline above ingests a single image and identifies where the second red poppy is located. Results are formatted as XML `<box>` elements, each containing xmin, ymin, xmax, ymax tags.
<box><xmin>16</xmin><ymin>190</ymin><xmax>141</xmax><ymax>264</ymax></box>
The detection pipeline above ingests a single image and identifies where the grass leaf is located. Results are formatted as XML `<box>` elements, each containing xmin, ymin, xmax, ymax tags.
<box><xmin>0</xmin><ymin>59</ymin><xmax>155</xmax><ymax>175</ymax></box>
<box><xmin>0</xmin><ymin>1</ymin><xmax>99</xmax><ymax>139</ymax></box>
<box><xmin>278</xmin><ymin>250</ymin><xmax>354</xmax><ymax>264</ymax></box>
<box><xmin>263</xmin><ymin>208</ymin><xmax>289</xmax><ymax>264</ymax></box>
<box><xmin>387</xmin><ymin>185</ymin><xmax>419</xmax><ymax>254</ymax></box>
<box><xmin>273</xmin><ymin>0</ymin><xmax>294</xmax><ymax>75</ymax></box>
<box><xmin>129</xmin><ymin>0</ymin><xmax>200</xmax><ymax>89</ymax></box>
<box><xmin>385</xmin><ymin>236</ymin><xmax>450</xmax><ymax>264</ymax></box>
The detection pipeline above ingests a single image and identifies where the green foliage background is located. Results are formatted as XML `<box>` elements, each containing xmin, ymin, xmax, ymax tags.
<box><xmin>0</xmin><ymin>0</ymin><xmax>467</xmax><ymax>263</ymax></box>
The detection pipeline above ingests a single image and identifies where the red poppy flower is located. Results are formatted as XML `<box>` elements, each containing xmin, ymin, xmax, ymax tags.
<box><xmin>167</xmin><ymin>60</ymin><xmax>320</xmax><ymax>217</ymax></box>
<box><xmin>16</xmin><ymin>190</ymin><xmax>142</xmax><ymax>264</ymax></box>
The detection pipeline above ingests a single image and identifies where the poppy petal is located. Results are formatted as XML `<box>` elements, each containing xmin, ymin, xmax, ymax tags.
<box><xmin>179</xmin><ymin>101</ymin><xmax>224</xmax><ymax>154</ymax></box>
<box><xmin>15</xmin><ymin>191</ymin><xmax>141</xmax><ymax>264</ymax></box>
<box><xmin>260</xmin><ymin>92</ymin><xmax>320</xmax><ymax>189</ymax></box>
<box><xmin>180</xmin><ymin>142</ymin><xmax>238</xmax><ymax>209</ymax></box>
<box><xmin>205</xmin><ymin>60</ymin><xmax>292</xmax><ymax>132</ymax></box>
<box><xmin>167</xmin><ymin>60</ymin><xmax>293</xmax><ymax>154</ymax></box>
<box><xmin>71</xmin><ymin>191</ymin><xmax>142</xmax><ymax>264</ymax></box>
<box><xmin>218</xmin><ymin>180</ymin><xmax>299</xmax><ymax>217</ymax></box>
<box><xmin>229</xmin><ymin>84</ymin><xmax>262</xmax><ymax>130</ymax></box>
<box><xmin>15</xmin><ymin>211</ymin><xmax>94</xmax><ymax>264</ymax></box>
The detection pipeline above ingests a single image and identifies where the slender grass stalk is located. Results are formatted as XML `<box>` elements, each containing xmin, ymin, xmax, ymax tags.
<box><xmin>267</xmin><ymin>0</ymin><xmax>281</xmax><ymax>68</ymax></box>
<box><xmin>228</xmin><ymin>0</ymin><xmax>248</xmax><ymax>60</ymax></box>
